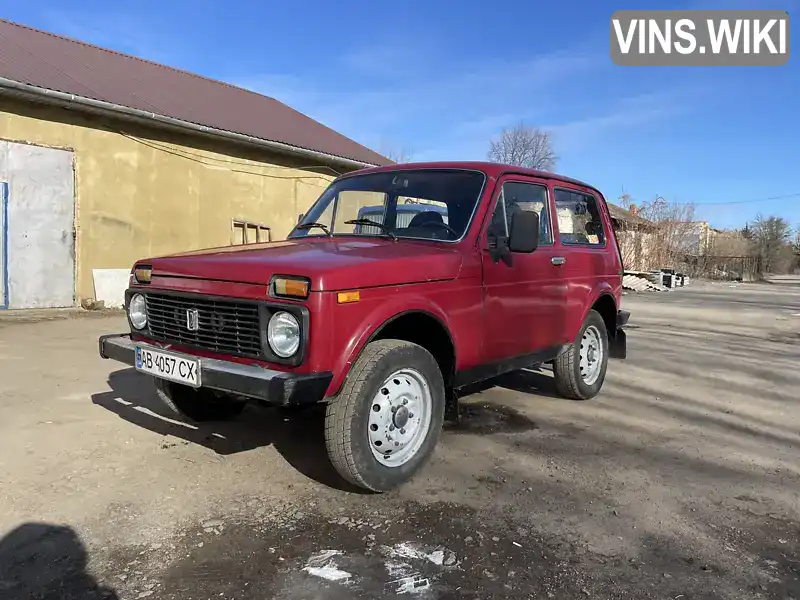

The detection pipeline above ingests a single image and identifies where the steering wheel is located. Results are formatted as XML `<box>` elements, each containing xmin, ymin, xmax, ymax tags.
<box><xmin>414</xmin><ymin>221</ymin><xmax>459</xmax><ymax>237</ymax></box>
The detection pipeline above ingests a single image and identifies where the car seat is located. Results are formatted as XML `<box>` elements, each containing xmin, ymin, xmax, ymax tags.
<box><xmin>407</xmin><ymin>211</ymin><xmax>445</xmax><ymax>228</ymax></box>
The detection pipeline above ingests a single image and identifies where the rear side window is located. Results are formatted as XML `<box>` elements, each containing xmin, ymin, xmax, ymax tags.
<box><xmin>554</xmin><ymin>189</ymin><xmax>606</xmax><ymax>246</ymax></box>
<box><xmin>487</xmin><ymin>181</ymin><xmax>553</xmax><ymax>247</ymax></box>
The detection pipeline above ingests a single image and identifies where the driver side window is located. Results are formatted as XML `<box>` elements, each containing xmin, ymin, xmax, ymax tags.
<box><xmin>488</xmin><ymin>181</ymin><xmax>553</xmax><ymax>248</ymax></box>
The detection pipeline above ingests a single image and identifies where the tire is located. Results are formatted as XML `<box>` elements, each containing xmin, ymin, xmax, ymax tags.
<box><xmin>154</xmin><ymin>379</ymin><xmax>247</xmax><ymax>423</ymax></box>
<box><xmin>552</xmin><ymin>309</ymin><xmax>609</xmax><ymax>400</ymax></box>
<box><xmin>324</xmin><ymin>339</ymin><xmax>446</xmax><ymax>492</ymax></box>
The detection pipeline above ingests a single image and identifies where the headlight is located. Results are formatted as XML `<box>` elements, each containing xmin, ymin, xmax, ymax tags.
<box><xmin>128</xmin><ymin>293</ymin><xmax>147</xmax><ymax>330</ymax></box>
<box><xmin>267</xmin><ymin>311</ymin><xmax>300</xmax><ymax>358</ymax></box>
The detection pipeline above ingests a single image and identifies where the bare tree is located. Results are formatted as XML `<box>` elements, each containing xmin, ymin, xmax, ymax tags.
<box><xmin>707</xmin><ymin>229</ymin><xmax>750</xmax><ymax>257</ymax></box>
<box><xmin>487</xmin><ymin>122</ymin><xmax>557</xmax><ymax>171</ymax></box>
<box><xmin>750</xmin><ymin>214</ymin><xmax>793</xmax><ymax>273</ymax></box>
<box><xmin>630</xmin><ymin>196</ymin><xmax>698</xmax><ymax>269</ymax></box>
<box><xmin>378</xmin><ymin>142</ymin><xmax>414</xmax><ymax>164</ymax></box>
<box><xmin>794</xmin><ymin>226</ymin><xmax>800</xmax><ymax>260</ymax></box>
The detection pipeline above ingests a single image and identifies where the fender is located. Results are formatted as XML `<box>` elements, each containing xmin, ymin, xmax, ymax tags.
<box><xmin>326</xmin><ymin>293</ymin><xmax>456</xmax><ymax>397</ymax></box>
<box><xmin>565</xmin><ymin>282</ymin><xmax>617</xmax><ymax>342</ymax></box>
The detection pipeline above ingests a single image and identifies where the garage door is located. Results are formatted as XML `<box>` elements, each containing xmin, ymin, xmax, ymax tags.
<box><xmin>0</xmin><ymin>141</ymin><xmax>75</xmax><ymax>309</ymax></box>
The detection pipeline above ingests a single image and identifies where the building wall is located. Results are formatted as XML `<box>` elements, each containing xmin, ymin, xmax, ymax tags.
<box><xmin>0</xmin><ymin>98</ymin><xmax>337</xmax><ymax>304</ymax></box>
<box><xmin>682</xmin><ymin>221</ymin><xmax>721</xmax><ymax>255</ymax></box>
<box><xmin>615</xmin><ymin>227</ymin><xmax>656</xmax><ymax>271</ymax></box>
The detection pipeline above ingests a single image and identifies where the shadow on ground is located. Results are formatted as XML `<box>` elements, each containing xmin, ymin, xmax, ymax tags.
<box><xmin>92</xmin><ymin>368</ymin><xmax>363</xmax><ymax>492</ymax></box>
<box><xmin>0</xmin><ymin>522</ymin><xmax>118</xmax><ymax>600</ymax></box>
<box><xmin>92</xmin><ymin>367</ymin><xmax>555</xmax><ymax>492</ymax></box>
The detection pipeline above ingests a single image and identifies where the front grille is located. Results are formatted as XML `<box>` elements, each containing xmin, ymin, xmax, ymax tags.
<box><xmin>144</xmin><ymin>293</ymin><xmax>262</xmax><ymax>358</ymax></box>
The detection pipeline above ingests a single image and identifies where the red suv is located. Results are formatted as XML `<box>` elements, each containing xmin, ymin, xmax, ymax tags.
<box><xmin>99</xmin><ymin>162</ymin><xmax>629</xmax><ymax>492</ymax></box>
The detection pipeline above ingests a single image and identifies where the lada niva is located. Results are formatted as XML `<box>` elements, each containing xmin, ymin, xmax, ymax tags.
<box><xmin>99</xmin><ymin>162</ymin><xmax>629</xmax><ymax>491</ymax></box>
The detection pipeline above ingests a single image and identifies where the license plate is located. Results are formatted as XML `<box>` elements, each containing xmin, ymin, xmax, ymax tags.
<box><xmin>135</xmin><ymin>346</ymin><xmax>201</xmax><ymax>387</ymax></box>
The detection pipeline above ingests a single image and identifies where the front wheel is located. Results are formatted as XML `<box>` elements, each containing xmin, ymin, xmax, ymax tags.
<box><xmin>552</xmin><ymin>309</ymin><xmax>609</xmax><ymax>400</ymax></box>
<box><xmin>324</xmin><ymin>340</ymin><xmax>445</xmax><ymax>492</ymax></box>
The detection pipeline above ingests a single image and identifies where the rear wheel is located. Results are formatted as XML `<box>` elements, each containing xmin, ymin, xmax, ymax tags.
<box><xmin>552</xmin><ymin>309</ymin><xmax>609</xmax><ymax>400</ymax></box>
<box><xmin>154</xmin><ymin>379</ymin><xmax>247</xmax><ymax>422</ymax></box>
<box><xmin>324</xmin><ymin>340</ymin><xmax>445</xmax><ymax>492</ymax></box>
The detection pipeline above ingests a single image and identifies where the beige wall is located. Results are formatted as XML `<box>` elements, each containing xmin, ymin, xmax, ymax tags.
<box><xmin>0</xmin><ymin>98</ymin><xmax>338</xmax><ymax>303</ymax></box>
<box><xmin>616</xmin><ymin>228</ymin><xmax>656</xmax><ymax>271</ymax></box>
<box><xmin>333</xmin><ymin>191</ymin><xmax>386</xmax><ymax>230</ymax></box>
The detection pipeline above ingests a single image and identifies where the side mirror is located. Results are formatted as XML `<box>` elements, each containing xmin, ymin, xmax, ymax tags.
<box><xmin>508</xmin><ymin>210</ymin><xmax>540</xmax><ymax>253</ymax></box>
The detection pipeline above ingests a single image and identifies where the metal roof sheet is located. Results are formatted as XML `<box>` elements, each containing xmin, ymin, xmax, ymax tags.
<box><xmin>0</xmin><ymin>19</ymin><xmax>391</xmax><ymax>168</ymax></box>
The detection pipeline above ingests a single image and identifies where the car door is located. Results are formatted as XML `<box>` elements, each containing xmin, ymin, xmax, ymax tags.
<box><xmin>550</xmin><ymin>185</ymin><xmax>616</xmax><ymax>340</ymax></box>
<box><xmin>480</xmin><ymin>175</ymin><xmax>567</xmax><ymax>363</ymax></box>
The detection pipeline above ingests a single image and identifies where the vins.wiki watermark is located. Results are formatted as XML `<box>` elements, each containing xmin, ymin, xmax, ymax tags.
<box><xmin>610</xmin><ymin>10</ymin><xmax>790</xmax><ymax>66</ymax></box>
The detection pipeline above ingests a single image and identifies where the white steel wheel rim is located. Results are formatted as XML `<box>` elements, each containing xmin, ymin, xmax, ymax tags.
<box><xmin>367</xmin><ymin>368</ymin><xmax>433</xmax><ymax>467</ymax></box>
<box><xmin>579</xmin><ymin>325</ymin><xmax>604</xmax><ymax>386</ymax></box>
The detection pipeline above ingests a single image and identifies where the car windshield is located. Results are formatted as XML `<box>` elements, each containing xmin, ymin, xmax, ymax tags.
<box><xmin>289</xmin><ymin>169</ymin><xmax>486</xmax><ymax>242</ymax></box>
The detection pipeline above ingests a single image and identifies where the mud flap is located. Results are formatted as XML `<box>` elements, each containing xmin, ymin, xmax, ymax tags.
<box><xmin>610</xmin><ymin>310</ymin><xmax>629</xmax><ymax>360</ymax></box>
<box><xmin>609</xmin><ymin>328</ymin><xmax>627</xmax><ymax>359</ymax></box>
<box><xmin>444</xmin><ymin>388</ymin><xmax>460</xmax><ymax>424</ymax></box>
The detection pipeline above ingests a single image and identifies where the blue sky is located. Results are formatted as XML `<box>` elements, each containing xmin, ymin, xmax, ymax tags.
<box><xmin>1</xmin><ymin>0</ymin><xmax>798</xmax><ymax>230</ymax></box>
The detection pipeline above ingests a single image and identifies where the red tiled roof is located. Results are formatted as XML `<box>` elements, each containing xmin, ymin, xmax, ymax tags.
<box><xmin>0</xmin><ymin>19</ymin><xmax>391</xmax><ymax>167</ymax></box>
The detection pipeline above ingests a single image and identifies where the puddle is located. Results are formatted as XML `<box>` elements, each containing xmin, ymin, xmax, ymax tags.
<box><xmin>445</xmin><ymin>402</ymin><xmax>538</xmax><ymax>435</ymax></box>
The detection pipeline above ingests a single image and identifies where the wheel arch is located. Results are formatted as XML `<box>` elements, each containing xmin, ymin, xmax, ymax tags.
<box><xmin>329</xmin><ymin>308</ymin><xmax>457</xmax><ymax>398</ymax></box>
<box><xmin>589</xmin><ymin>293</ymin><xmax>618</xmax><ymax>339</ymax></box>
<box><xmin>369</xmin><ymin>309</ymin><xmax>456</xmax><ymax>384</ymax></box>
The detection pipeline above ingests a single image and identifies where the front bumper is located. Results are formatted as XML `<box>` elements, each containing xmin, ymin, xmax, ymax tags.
<box><xmin>610</xmin><ymin>309</ymin><xmax>630</xmax><ymax>359</ymax></box>
<box><xmin>98</xmin><ymin>334</ymin><xmax>332</xmax><ymax>406</ymax></box>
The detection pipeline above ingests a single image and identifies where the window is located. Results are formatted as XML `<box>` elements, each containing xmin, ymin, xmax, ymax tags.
<box><xmin>348</xmin><ymin>196</ymin><xmax>451</xmax><ymax>236</ymax></box>
<box><xmin>553</xmin><ymin>189</ymin><xmax>606</xmax><ymax>246</ymax></box>
<box><xmin>487</xmin><ymin>181</ymin><xmax>553</xmax><ymax>247</ymax></box>
<box><xmin>333</xmin><ymin>190</ymin><xmax>389</xmax><ymax>235</ymax></box>
<box><xmin>290</xmin><ymin>169</ymin><xmax>486</xmax><ymax>242</ymax></box>
<box><xmin>396</xmin><ymin>196</ymin><xmax>449</xmax><ymax>228</ymax></box>
<box><xmin>231</xmin><ymin>219</ymin><xmax>271</xmax><ymax>245</ymax></box>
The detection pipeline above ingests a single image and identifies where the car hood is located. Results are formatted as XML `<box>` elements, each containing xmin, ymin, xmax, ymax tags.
<box><xmin>146</xmin><ymin>237</ymin><xmax>465</xmax><ymax>291</ymax></box>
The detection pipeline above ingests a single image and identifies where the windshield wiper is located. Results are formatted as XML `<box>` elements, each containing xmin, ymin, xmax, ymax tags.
<box><xmin>344</xmin><ymin>219</ymin><xmax>397</xmax><ymax>240</ymax></box>
<box><xmin>294</xmin><ymin>222</ymin><xmax>331</xmax><ymax>236</ymax></box>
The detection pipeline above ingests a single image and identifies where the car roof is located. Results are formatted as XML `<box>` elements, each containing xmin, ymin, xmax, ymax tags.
<box><xmin>340</xmin><ymin>161</ymin><xmax>607</xmax><ymax>200</ymax></box>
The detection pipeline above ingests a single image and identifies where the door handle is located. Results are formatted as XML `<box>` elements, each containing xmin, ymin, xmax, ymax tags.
<box><xmin>551</xmin><ymin>256</ymin><xmax>566</xmax><ymax>266</ymax></box>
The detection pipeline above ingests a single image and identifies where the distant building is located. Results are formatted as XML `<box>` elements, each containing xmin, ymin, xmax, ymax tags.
<box><xmin>681</xmin><ymin>221</ymin><xmax>725</xmax><ymax>255</ymax></box>
<box><xmin>606</xmin><ymin>202</ymin><xmax>656</xmax><ymax>271</ymax></box>
<box><xmin>0</xmin><ymin>19</ymin><xmax>389</xmax><ymax>309</ymax></box>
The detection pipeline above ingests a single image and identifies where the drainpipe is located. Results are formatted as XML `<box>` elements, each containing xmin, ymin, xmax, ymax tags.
<box><xmin>0</xmin><ymin>77</ymin><xmax>379</xmax><ymax>172</ymax></box>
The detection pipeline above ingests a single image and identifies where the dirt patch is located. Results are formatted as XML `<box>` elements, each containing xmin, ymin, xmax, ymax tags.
<box><xmin>2</xmin><ymin>273</ymin><xmax>800</xmax><ymax>599</ymax></box>
<box><xmin>445</xmin><ymin>402</ymin><xmax>539</xmax><ymax>435</ymax></box>
<box><xmin>59</xmin><ymin>498</ymin><xmax>800</xmax><ymax>600</ymax></box>
<box><xmin>0</xmin><ymin>307</ymin><xmax>122</xmax><ymax>326</ymax></box>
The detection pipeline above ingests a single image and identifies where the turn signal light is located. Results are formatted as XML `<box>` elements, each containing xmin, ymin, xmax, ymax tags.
<box><xmin>133</xmin><ymin>265</ymin><xmax>152</xmax><ymax>284</ymax></box>
<box><xmin>337</xmin><ymin>290</ymin><xmax>360</xmax><ymax>304</ymax></box>
<box><xmin>272</xmin><ymin>276</ymin><xmax>310</xmax><ymax>299</ymax></box>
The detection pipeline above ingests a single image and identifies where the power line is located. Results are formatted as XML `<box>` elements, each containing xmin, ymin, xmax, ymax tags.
<box><xmin>692</xmin><ymin>192</ymin><xmax>800</xmax><ymax>206</ymax></box>
<box><xmin>122</xmin><ymin>132</ymin><xmax>344</xmax><ymax>176</ymax></box>
<box><xmin>117</xmin><ymin>132</ymin><xmax>341</xmax><ymax>183</ymax></box>
<box><xmin>619</xmin><ymin>191</ymin><xmax>800</xmax><ymax>207</ymax></box>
